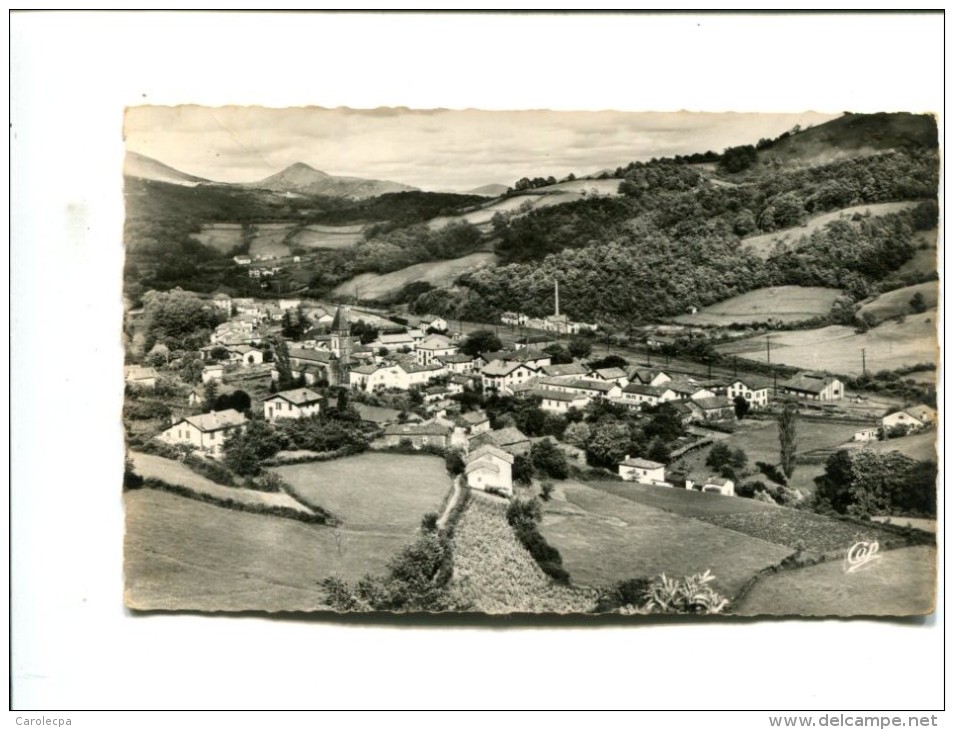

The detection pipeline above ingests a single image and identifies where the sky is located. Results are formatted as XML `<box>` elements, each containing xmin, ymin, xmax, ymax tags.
<box><xmin>124</xmin><ymin>106</ymin><xmax>841</xmax><ymax>192</ymax></box>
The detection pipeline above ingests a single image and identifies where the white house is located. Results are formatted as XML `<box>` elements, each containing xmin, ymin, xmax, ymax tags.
<box><xmin>201</xmin><ymin>364</ymin><xmax>225</xmax><ymax>384</ymax></box>
<box><xmin>620</xmin><ymin>383</ymin><xmax>678</xmax><ymax>407</ymax></box>
<box><xmin>780</xmin><ymin>372</ymin><xmax>844</xmax><ymax>401</ymax></box>
<box><xmin>436</xmin><ymin>353</ymin><xmax>476</xmax><ymax>374</ymax></box>
<box><xmin>618</xmin><ymin>457</ymin><xmax>666</xmax><ymax>484</ymax></box>
<box><xmin>415</xmin><ymin>334</ymin><xmax>458</xmax><ymax>366</ymax></box>
<box><xmin>159</xmin><ymin>409</ymin><xmax>246</xmax><ymax>458</ymax></box>
<box><xmin>481</xmin><ymin>360</ymin><xmax>538</xmax><ymax>393</ymax></box>
<box><xmin>530</xmin><ymin>388</ymin><xmax>591</xmax><ymax>414</ymax></box>
<box><xmin>882</xmin><ymin>407</ymin><xmax>937</xmax><ymax>435</ymax></box>
<box><xmin>699</xmin><ymin>476</ymin><xmax>735</xmax><ymax>497</ymax></box>
<box><xmin>588</xmin><ymin>367</ymin><xmax>630</xmax><ymax>387</ymax></box>
<box><xmin>465</xmin><ymin>444</ymin><xmax>515</xmax><ymax>496</ymax></box>
<box><xmin>400</xmin><ymin>361</ymin><xmax>447</xmax><ymax>388</ymax></box>
<box><xmin>278</xmin><ymin>298</ymin><xmax>302</xmax><ymax>311</ymax></box>
<box><xmin>226</xmin><ymin>345</ymin><xmax>264</xmax><ymax>367</ymax></box>
<box><xmin>727</xmin><ymin>376</ymin><xmax>774</xmax><ymax>409</ymax></box>
<box><xmin>349</xmin><ymin>362</ymin><xmax>407</xmax><ymax>392</ymax></box>
<box><xmin>853</xmin><ymin>427</ymin><xmax>880</xmax><ymax>442</ymax></box>
<box><xmin>233</xmin><ymin>255</ymin><xmax>252</xmax><ymax>265</ymax></box>
<box><xmin>536</xmin><ymin>377</ymin><xmax>622</xmax><ymax>401</ymax></box>
<box><xmin>262</xmin><ymin>388</ymin><xmax>323</xmax><ymax>422</ymax></box>
<box><xmin>501</xmin><ymin>311</ymin><xmax>528</xmax><ymax>327</ymax></box>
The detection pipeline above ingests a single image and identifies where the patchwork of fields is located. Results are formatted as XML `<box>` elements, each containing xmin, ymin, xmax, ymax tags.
<box><xmin>675</xmin><ymin>286</ymin><xmax>843</xmax><ymax>326</ymax></box>
<box><xmin>191</xmin><ymin>221</ymin><xmax>366</xmax><ymax>259</ymax></box>
<box><xmin>332</xmin><ymin>252</ymin><xmax>498</xmax><ymax>300</ymax></box>
<box><xmin>742</xmin><ymin>201</ymin><xmax>921</xmax><ymax>259</ymax></box>
<box><xmin>857</xmin><ymin>281</ymin><xmax>939</xmax><ymax>324</ymax></box>
<box><xmin>125</xmin><ymin>452</ymin><xmax>453</xmax><ymax>612</ymax></box>
<box><xmin>715</xmin><ymin>311</ymin><xmax>938</xmax><ymax>375</ymax></box>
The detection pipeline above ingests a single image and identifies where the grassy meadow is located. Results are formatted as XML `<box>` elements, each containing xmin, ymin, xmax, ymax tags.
<box><xmin>331</xmin><ymin>252</ymin><xmax>497</xmax><ymax>300</ymax></box>
<box><xmin>675</xmin><ymin>285</ymin><xmax>843</xmax><ymax>326</ymax></box>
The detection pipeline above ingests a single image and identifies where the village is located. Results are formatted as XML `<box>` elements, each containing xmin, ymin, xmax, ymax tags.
<box><xmin>124</xmin><ymin>280</ymin><xmax>936</xmax><ymax>510</ymax></box>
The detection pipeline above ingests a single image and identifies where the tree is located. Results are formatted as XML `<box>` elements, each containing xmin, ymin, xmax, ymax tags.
<box><xmin>586</xmin><ymin>354</ymin><xmax>628</xmax><ymax>371</ymax></box>
<box><xmin>563</xmin><ymin>421</ymin><xmax>592</xmax><ymax>449</ymax></box>
<box><xmin>647</xmin><ymin>438</ymin><xmax>670</xmax><ymax>465</ymax></box>
<box><xmin>543</xmin><ymin>344</ymin><xmax>573</xmax><ymax>365</ymax></box>
<box><xmin>706</xmin><ymin>442</ymin><xmax>733</xmax><ymax>470</ymax></box>
<box><xmin>910</xmin><ymin>291</ymin><xmax>928</xmax><ymax>313</ymax></box>
<box><xmin>141</xmin><ymin>288</ymin><xmax>225</xmax><ymax>352</ymax></box>
<box><xmin>459</xmin><ymin>329</ymin><xmax>502</xmax><ymax>357</ymax></box>
<box><xmin>778</xmin><ymin>403</ymin><xmax>798</xmax><ymax>479</ymax></box>
<box><xmin>567</xmin><ymin>336</ymin><xmax>592</xmax><ymax>360</ymax></box>
<box><xmin>269</xmin><ymin>335</ymin><xmax>295</xmax><ymax>390</ymax></box>
<box><xmin>531</xmin><ymin>439</ymin><xmax>569</xmax><ymax>480</ymax></box>
<box><xmin>202</xmin><ymin>381</ymin><xmax>219</xmax><ymax>412</ymax></box>
<box><xmin>445</xmin><ymin>450</ymin><xmax>465</xmax><ymax>476</ymax></box>
<box><xmin>733</xmin><ymin>395</ymin><xmax>751</xmax><ymax>420</ymax></box>
<box><xmin>213</xmin><ymin>389</ymin><xmax>252</xmax><ymax>414</ymax></box>
<box><xmin>512</xmin><ymin>454</ymin><xmax>534</xmax><ymax>485</ymax></box>
<box><xmin>146</xmin><ymin>342</ymin><xmax>170</xmax><ymax>367</ymax></box>
<box><xmin>223</xmin><ymin>419</ymin><xmax>283</xmax><ymax>476</ymax></box>
<box><xmin>586</xmin><ymin>420</ymin><xmax>631</xmax><ymax>468</ymax></box>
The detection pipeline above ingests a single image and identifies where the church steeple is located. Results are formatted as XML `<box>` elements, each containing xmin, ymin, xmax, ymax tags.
<box><xmin>331</xmin><ymin>305</ymin><xmax>352</xmax><ymax>386</ymax></box>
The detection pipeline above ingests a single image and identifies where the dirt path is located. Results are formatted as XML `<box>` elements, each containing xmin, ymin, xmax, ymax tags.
<box><xmin>437</xmin><ymin>477</ymin><xmax>462</xmax><ymax>529</ymax></box>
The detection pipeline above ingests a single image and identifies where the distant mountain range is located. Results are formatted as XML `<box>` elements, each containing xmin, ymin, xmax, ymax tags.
<box><xmin>467</xmin><ymin>183</ymin><xmax>510</xmax><ymax>197</ymax></box>
<box><xmin>244</xmin><ymin>162</ymin><xmax>418</xmax><ymax>199</ymax></box>
<box><xmin>124</xmin><ymin>152</ymin><xmax>210</xmax><ymax>186</ymax></box>
<box><xmin>124</xmin><ymin>154</ymin><xmax>420</xmax><ymax>200</ymax></box>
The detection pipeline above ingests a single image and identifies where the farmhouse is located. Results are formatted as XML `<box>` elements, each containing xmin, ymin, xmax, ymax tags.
<box><xmin>124</xmin><ymin>365</ymin><xmax>158</xmax><ymax>388</ymax></box>
<box><xmin>262</xmin><ymin>388</ymin><xmax>323</xmax><ymax>423</ymax></box>
<box><xmin>687</xmin><ymin>396</ymin><xmax>735</xmax><ymax>422</ymax></box>
<box><xmin>882</xmin><ymin>406</ymin><xmax>937</xmax><ymax>434</ymax></box>
<box><xmin>226</xmin><ymin>344</ymin><xmax>264</xmax><ymax>367</ymax></box>
<box><xmin>381</xmin><ymin>422</ymin><xmax>451</xmax><ymax>449</ymax></box>
<box><xmin>279</xmin><ymin>347</ymin><xmax>338</xmax><ymax>386</ymax></box>
<box><xmin>698</xmin><ymin>476</ymin><xmax>735</xmax><ymax>497</ymax></box>
<box><xmin>780</xmin><ymin>372</ymin><xmax>844</xmax><ymax>401</ymax></box>
<box><xmin>159</xmin><ymin>409</ymin><xmax>246</xmax><ymax>458</ymax></box>
<box><xmin>465</xmin><ymin>444</ymin><xmax>515</xmax><ymax>496</ymax></box>
<box><xmin>536</xmin><ymin>377</ymin><xmax>623</xmax><ymax>401</ymax></box>
<box><xmin>853</xmin><ymin>427</ymin><xmax>880</xmax><ymax>442</ymax></box>
<box><xmin>727</xmin><ymin>376</ymin><xmax>774</xmax><ymax>409</ymax></box>
<box><xmin>434</xmin><ymin>409</ymin><xmax>491</xmax><ymax>448</ymax></box>
<box><xmin>618</xmin><ymin>457</ymin><xmax>666</xmax><ymax>484</ymax></box>
<box><xmin>470</xmin><ymin>426</ymin><xmax>532</xmax><ymax>456</ymax></box>
<box><xmin>400</xmin><ymin>361</ymin><xmax>447</xmax><ymax>388</ymax></box>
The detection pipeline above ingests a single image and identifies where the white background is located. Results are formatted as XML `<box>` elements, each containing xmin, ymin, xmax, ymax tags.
<box><xmin>8</xmin><ymin>10</ymin><xmax>946</xmax><ymax>719</ymax></box>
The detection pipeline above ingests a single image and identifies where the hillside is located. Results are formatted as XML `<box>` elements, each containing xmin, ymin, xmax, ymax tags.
<box><xmin>751</xmin><ymin>112</ymin><xmax>938</xmax><ymax>170</ymax></box>
<box><xmin>467</xmin><ymin>183</ymin><xmax>509</xmax><ymax>197</ymax></box>
<box><xmin>247</xmin><ymin>162</ymin><xmax>418</xmax><ymax>199</ymax></box>
<box><xmin>124</xmin><ymin>151</ymin><xmax>210</xmax><ymax>186</ymax></box>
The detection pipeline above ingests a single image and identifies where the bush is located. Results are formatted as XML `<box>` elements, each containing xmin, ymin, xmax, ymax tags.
<box><xmin>540</xmin><ymin>479</ymin><xmax>555</xmax><ymax>502</ymax></box>
<box><xmin>421</xmin><ymin>512</ymin><xmax>439</xmax><ymax>532</ymax></box>
<box><xmin>756</xmin><ymin>460</ymin><xmax>788</xmax><ymax>486</ymax></box>
<box><xmin>506</xmin><ymin>498</ymin><xmax>569</xmax><ymax>584</ymax></box>
<box><xmin>596</xmin><ymin>577</ymin><xmax>653</xmax><ymax>612</ymax></box>
<box><xmin>444</xmin><ymin>449</ymin><xmax>465</xmax><ymax>476</ymax></box>
<box><xmin>183</xmin><ymin>453</ymin><xmax>235</xmax><ymax>486</ymax></box>
<box><xmin>643</xmin><ymin>570</ymin><xmax>729</xmax><ymax>614</ymax></box>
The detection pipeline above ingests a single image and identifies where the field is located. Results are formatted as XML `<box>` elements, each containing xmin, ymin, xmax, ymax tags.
<box><xmin>734</xmin><ymin>545</ymin><xmax>936</xmax><ymax>616</ymax></box>
<box><xmin>272</xmin><ymin>453</ymin><xmax>452</xmax><ymax>531</ymax></box>
<box><xmin>857</xmin><ymin>281</ymin><xmax>939</xmax><ymax>324</ymax></box>
<box><xmin>588</xmin><ymin>479</ymin><xmax>777</xmax><ymax>517</ymax></box>
<box><xmin>897</xmin><ymin>227</ymin><xmax>938</xmax><ymax>276</ymax></box>
<box><xmin>674</xmin><ymin>286</ymin><xmax>843</xmax><ymax>326</ymax></box>
<box><xmin>840</xmin><ymin>429</ymin><xmax>937</xmax><ymax>462</ymax></box>
<box><xmin>538</xmin><ymin>481</ymin><xmax>793</xmax><ymax>597</ymax></box>
<box><xmin>332</xmin><ymin>252</ymin><xmax>498</xmax><ymax>300</ymax></box>
<box><xmin>129</xmin><ymin>452</ymin><xmax>313</xmax><ymax>515</ymax></box>
<box><xmin>715</xmin><ymin>311</ymin><xmax>938</xmax><ymax>375</ymax></box>
<box><xmin>293</xmin><ymin>224</ymin><xmax>365</xmax><ymax>250</ymax></box>
<box><xmin>124</xmin><ymin>489</ymin><xmax>408</xmax><ymax>611</ymax></box>
<box><xmin>448</xmin><ymin>494</ymin><xmax>598</xmax><ymax>613</ymax></box>
<box><xmin>742</xmin><ymin>201</ymin><xmax>920</xmax><ymax>259</ymax></box>
<box><xmin>425</xmin><ymin>179</ymin><xmax>622</xmax><ymax>230</ymax></box>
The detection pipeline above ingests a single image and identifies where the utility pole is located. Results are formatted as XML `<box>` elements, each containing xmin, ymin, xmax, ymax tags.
<box><xmin>766</xmin><ymin>337</ymin><xmax>771</xmax><ymax>364</ymax></box>
<box><xmin>733</xmin><ymin>356</ymin><xmax>738</xmax><ymax>378</ymax></box>
<box><xmin>861</xmin><ymin>348</ymin><xmax>866</xmax><ymax>375</ymax></box>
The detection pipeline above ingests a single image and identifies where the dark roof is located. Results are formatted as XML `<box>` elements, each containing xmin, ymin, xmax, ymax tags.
<box><xmin>288</xmin><ymin>347</ymin><xmax>335</xmax><ymax>364</ymax></box>
<box><xmin>781</xmin><ymin>372</ymin><xmax>840</xmax><ymax>394</ymax></box>
<box><xmin>591</xmin><ymin>367</ymin><xmax>628</xmax><ymax>380</ymax></box>
<box><xmin>330</xmin><ymin>305</ymin><xmax>350</xmax><ymax>332</ymax></box>
<box><xmin>437</xmin><ymin>353</ymin><xmax>475</xmax><ymax>364</ymax></box>
<box><xmin>470</xmin><ymin>426</ymin><xmax>530</xmax><ymax>449</ymax></box>
<box><xmin>530</xmin><ymin>388</ymin><xmax>590</xmax><ymax>403</ymax></box>
<box><xmin>541</xmin><ymin>363</ymin><xmax>589</xmax><ymax>377</ymax></box>
<box><xmin>620</xmin><ymin>457</ymin><xmax>665</xmax><ymax>469</ymax></box>
<box><xmin>179</xmin><ymin>409</ymin><xmax>246</xmax><ymax>433</ymax></box>
<box><xmin>732</xmin><ymin>375</ymin><xmax>775</xmax><ymax>391</ymax></box>
<box><xmin>623</xmin><ymin>383</ymin><xmax>668</xmax><ymax>397</ymax></box>
<box><xmin>263</xmin><ymin>388</ymin><xmax>323</xmax><ymax>406</ymax></box>
<box><xmin>692</xmin><ymin>396</ymin><xmax>733</xmax><ymax>411</ymax></box>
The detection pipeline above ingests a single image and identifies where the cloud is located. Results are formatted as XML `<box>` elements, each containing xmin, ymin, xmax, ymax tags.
<box><xmin>125</xmin><ymin>106</ymin><xmax>840</xmax><ymax>190</ymax></box>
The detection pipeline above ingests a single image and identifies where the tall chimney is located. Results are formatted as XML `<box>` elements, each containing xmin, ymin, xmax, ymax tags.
<box><xmin>554</xmin><ymin>279</ymin><xmax>560</xmax><ymax>317</ymax></box>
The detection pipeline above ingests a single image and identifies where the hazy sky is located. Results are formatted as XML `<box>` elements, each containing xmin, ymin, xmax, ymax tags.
<box><xmin>125</xmin><ymin>106</ymin><xmax>840</xmax><ymax>192</ymax></box>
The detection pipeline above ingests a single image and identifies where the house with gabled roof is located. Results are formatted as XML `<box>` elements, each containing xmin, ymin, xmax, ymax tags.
<box><xmin>415</xmin><ymin>334</ymin><xmax>458</xmax><ymax>366</ymax></box>
<box><xmin>531</xmin><ymin>388</ymin><xmax>591</xmax><ymax>414</ymax></box>
<box><xmin>465</xmin><ymin>444</ymin><xmax>515</xmax><ymax>496</ymax></box>
<box><xmin>882</xmin><ymin>405</ymin><xmax>938</xmax><ymax>434</ymax></box>
<box><xmin>481</xmin><ymin>359</ymin><xmax>537</xmax><ymax>394</ymax></box>
<box><xmin>618</xmin><ymin>457</ymin><xmax>666</xmax><ymax>484</ymax></box>
<box><xmin>469</xmin><ymin>426</ymin><xmax>532</xmax><ymax>456</ymax></box>
<box><xmin>159</xmin><ymin>409</ymin><xmax>246</xmax><ymax>458</ymax></box>
<box><xmin>124</xmin><ymin>365</ymin><xmax>158</xmax><ymax>388</ymax></box>
<box><xmin>349</xmin><ymin>362</ymin><xmax>407</xmax><ymax>392</ymax></box>
<box><xmin>540</xmin><ymin>362</ymin><xmax>589</xmax><ymax>379</ymax></box>
<box><xmin>588</xmin><ymin>367</ymin><xmax>629</xmax><ymax>387</ymax></box>
<box><xmin>381</xmin><ymin>422</ymin><xmax>452</xmax><ymax>449</ymax></box>
<box><xmin>728</xmin><ymin>375</ymin><xmax>775</xmax><ymax>409</ymax></box>
<box><xmin>619</xmin><ymin>382</ymin><xmax>679</xmax><ymax>407</ymax></box>
<box><xmin>437</xmin><ymin>353</ymin><xmax>477</xmax><ymax>374</ymax></box>
<box><xmin>262</xmin><ymin>388</ymin><xmax>323</xmax><ymax>422</ymax></box>
<box><xmin>686</xmin><ymin>396</ymin><xmax>735</xmax><ymax>422</ymax></box>
<box><xmin>780</xmin><ymin>372</ymin><xmax>844</xmax><ymax>401</ymax></box>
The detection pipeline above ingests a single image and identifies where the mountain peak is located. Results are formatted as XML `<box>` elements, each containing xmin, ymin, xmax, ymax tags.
<box><xmin>248</xmin><ymin>163</ymin><xmax>417</xmax><ymax>200</ymax></box>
